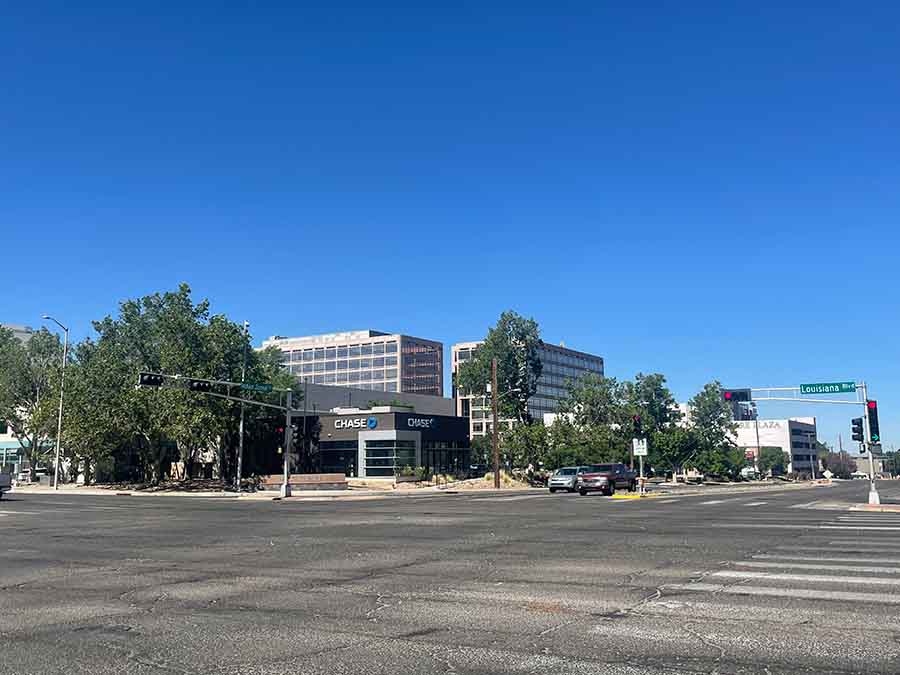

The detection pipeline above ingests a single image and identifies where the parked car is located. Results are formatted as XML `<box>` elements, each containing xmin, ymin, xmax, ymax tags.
<box><xmin>576</xmin><ymin>463</ymin><xmax>637</xmax><ymax>496</ymax></box>
<box><xmin>548</xmin><ymin>467</ymin><xmax>580</xmax><ymax>493</ymax></box>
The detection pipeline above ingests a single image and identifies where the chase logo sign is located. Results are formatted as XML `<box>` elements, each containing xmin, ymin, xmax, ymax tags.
<box><xmin>407</xmin><ymin>417</ymin><xmax>436</xmax><ymax>430</ymax></box>
<box><xmin>334</xmin><ymin>416</ymin><xmax>379</xmax><ymax>430</ymax></box>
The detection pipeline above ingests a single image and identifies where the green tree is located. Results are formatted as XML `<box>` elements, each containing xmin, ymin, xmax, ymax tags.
<box><xmin>560</xmin><ymin>374</ymin><xmax>625</xmax><ymax>428</ymax></box>
<box><xmin>500</xmin><ymin>421</ymin><xmax>549</xmax><ymax>468</ymax></box>
<box><xmin>648</xmin><ymin>426</ymin><xmax>700</xmax><ymax>477</ymax></box>
<box><xmin>456</xmin><ymin>311</ymin><xmax>542</xmax><ymax>423</ymax></box>
<box><xmin>623</xmin><ymin>373</ymin><xmax>680</xmax><ymax>436</ymax></box>
<box><xmin>0</xmin><ymin>327</ymin><xmax>62</xmax><ymax>478</ymax></box>
<box><xmin>758</xmin><ymin>447</ymin><xmax>786</xmax><ymax>476</ymax></box>
<box><xmin>688</xmin><ymin>381</ymin><xmax>742</xmax><ymax>479</ymax></box>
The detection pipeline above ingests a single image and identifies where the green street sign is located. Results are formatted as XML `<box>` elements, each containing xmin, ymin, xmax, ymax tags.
<box><xmin>799</xmin><ymin>381</ymin><xmax>856</xmax><ymax>395</ymax></box>
<box><xmin>241</xmin><ymin>383</ymin><xmax>273</xmax><ymax>393</ymax></box>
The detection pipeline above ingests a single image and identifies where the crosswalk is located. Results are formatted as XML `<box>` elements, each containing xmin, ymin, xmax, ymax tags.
<box><xmin>657</xmin><ymin>510</ymin><xmax>900</xmax><ymax>608</ymax></box>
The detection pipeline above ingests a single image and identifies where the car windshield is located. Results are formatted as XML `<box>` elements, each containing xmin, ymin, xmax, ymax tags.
<box><xmin>588</xmin><ymin>464</ymin><xmax>614</xmax><ymax>472</ymax></box>
<box><xmin>556</xmin><ymin>468</ymin><xmax>577</xmax><ymax>476</ymax></box>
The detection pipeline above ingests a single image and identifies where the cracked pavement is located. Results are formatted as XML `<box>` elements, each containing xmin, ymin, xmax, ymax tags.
<box><xmin>1</xmin><ymin>481</ymin><xmax>899</xmax><ymax>674</ymax></box>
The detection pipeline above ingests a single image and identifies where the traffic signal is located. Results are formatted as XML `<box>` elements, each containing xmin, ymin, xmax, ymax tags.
<box><xmin>187</xmin><ymin>378</ymin><xmax>212</xmax><ymax>393</ymax></box>
<box><xmin>0</xmin><ymin>420</ymin><xmax>7</xmax><ymax>434</ymax></box>
<box><xmin>138</xmin><ymin>372</ymin><xmax>164</xmax><ymax>388</ymax></box>
<box><xmin>722</xmin><ymin>388</ymin><xmax>751</xmax><ymax>403</ymax></box>
<box><xmin>290</xmin><ymin>418</ymin><xmax>302</xmax><ymax>450</ymax></box>
<box><xmin>867</xmin><ymin>400</ymin><xmax>881</xmax><ymax>443</ymax></box>
<box><xmin>851</xmin><ymin>417</ymin><xmax>864</xmax><ymax>443</ymax></box>
<box><xmin>632</xmin><ymin>414</ymin><xmax>643</xmax><ymax>437</ymax></box>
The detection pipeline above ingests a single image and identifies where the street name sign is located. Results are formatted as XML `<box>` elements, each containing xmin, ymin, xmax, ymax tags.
<box><xmin>632</xmin><ymin>438</ymin><xmax>648</xmax><ymax>456</ymax></box>
<box><xmin>241</xmin><ymin>383</ymin><xmax>273</xmax><ymax>393</ymax></box>
<box><xmin>799</xmin><ymin>382</ymin><xmax>855</xmax><ymax>395</ymax></box>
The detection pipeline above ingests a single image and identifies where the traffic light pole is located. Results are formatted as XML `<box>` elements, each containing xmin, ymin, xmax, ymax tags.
<box><xmin>862</xmin><ymin>382</ymin><xmax>880</xmax><ymax>505</ymax></box>
<box><xmin>282</xmin><ymin>391</ymin><xmax>292</xmax><ymax>498</ymax></box>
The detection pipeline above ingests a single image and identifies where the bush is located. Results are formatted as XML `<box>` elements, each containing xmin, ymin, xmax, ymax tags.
<box><xmin>399</xmin><ymin>465</ymin><xmax>415</xmax><ymax>477</ymax></box>
<box><xmin>414</xmin><ymin>466</ymin><xmax>430</xmax><ymax>481</ymax></box>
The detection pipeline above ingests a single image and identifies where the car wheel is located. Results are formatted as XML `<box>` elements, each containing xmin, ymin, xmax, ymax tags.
<box><xmin>549</xmin><ymin>487</ymin><xmax>557</xmax><ymax>493</ymax></box>
<box><xmin>579</xmin><ymin>489</ymin><xmax>587</xmax><ymax>496</ymax></box>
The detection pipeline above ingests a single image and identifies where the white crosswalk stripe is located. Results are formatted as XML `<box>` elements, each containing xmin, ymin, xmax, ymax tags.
<box><xmin>655</xmin><ymin>509</ymin><xmax>900</xmax><ymax>616</ymax></box>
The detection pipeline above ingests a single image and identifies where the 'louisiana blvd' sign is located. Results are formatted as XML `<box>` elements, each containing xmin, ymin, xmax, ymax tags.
<box><xmin>799</xmin><ymin>382</ymin><xmax>856</xmax><ymax>395</ymax></box>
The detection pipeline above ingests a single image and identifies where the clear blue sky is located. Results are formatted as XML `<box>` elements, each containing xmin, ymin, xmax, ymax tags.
<box><xmin>3</xmin><ymin>2</ymin><xmax>898</xmax><ymax>450</ymax></box>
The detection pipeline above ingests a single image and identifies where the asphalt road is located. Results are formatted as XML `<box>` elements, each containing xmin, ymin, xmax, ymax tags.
<box><xmin>2</xmin><ymin>481</ymin><xmax>900</xmax><ymax>674</ymax></box>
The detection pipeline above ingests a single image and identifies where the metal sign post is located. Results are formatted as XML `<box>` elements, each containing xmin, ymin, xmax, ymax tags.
<box><xmin>632</xmin><ymin>438</ymin><xmax>648</xmax><ymax>496</ymax></box>
<box><xmin>282</xmin><ymin>391</ymin><xmax>292</xmax><ymax>498</ymax></box>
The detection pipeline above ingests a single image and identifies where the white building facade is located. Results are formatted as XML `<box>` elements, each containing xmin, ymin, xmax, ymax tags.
<box><xmin>733</xmin><ymin>417</ymin><xmax>819</xmax><ymax>475</ymax></box>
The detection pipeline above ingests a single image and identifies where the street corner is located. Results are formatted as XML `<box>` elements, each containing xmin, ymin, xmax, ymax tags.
<box><xmin>850</xmin><ymin>503</ymin><xmax>900</xmax><ymax>513</ymax></box>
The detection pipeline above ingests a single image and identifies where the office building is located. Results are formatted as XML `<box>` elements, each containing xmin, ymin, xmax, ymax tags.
<box><xmin>452</xmin><ymin>340</ymin><xmax>604</xmax><ymax>438</ymax></box>
<box><xmin>1</xmin><ymin>323</ymin><xmax>33</xmax><ymax>343</ymax></box>
<box><xmin>733</xmin><ymin>417</ymin><xmax>819</xmax><ymax>475</ymax></box>
<box><xmin>262</xmin><ymin>330</ymin><xmax>443</xmax><ymax>396</ymax></box>
<box><xmin>294</xmin><ymin>381</ymin><xmax>453</xmax><ymax>416</ymax></box>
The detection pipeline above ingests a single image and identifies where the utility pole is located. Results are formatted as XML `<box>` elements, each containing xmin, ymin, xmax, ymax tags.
<box><xmin>236</xmin><ymin>320</ymin><xmax>249</xmax><ymax>492</ymax></box>
<box><xmin>42</xmin><ymin>316</ymin><xmax>68</xmax><ymax>490</ymax></box>
<box><xmin>492</xmin><ymin>358</ymin><xmax>500</xmax><ymax>489</ymax></box>
<box><xmin>752</xmin><ymin>403</ymin><xmax>761</xmax><ymax>474</ymax></box>
<box><xmin>281</xmin><ymin>390</ymin><xmax>292</xmax><ymax>498</ymax></box>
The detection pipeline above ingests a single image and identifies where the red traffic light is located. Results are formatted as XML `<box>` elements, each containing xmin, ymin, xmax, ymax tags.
<box><xmin>868</xmin><ymin>400</ymin><xmax>877</xmax><ymax>409</ymax></box>
<box><xmin>724</xmin><ymin>391</ymin><xmax>733</xmax><ymax>400</ymax></box>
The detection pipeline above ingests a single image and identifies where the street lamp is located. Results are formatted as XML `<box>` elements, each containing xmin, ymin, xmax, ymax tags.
<box><xmin>42</xmin><ymin>315</ymin><xmax>68</xmax><ymax>490</ymax></box>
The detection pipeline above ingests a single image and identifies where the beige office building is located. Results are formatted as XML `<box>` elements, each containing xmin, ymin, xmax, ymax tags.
<box><xmin>262</xmin><ymin>330</ymin><xmax>443</xmax><ymax>397</ymax></box>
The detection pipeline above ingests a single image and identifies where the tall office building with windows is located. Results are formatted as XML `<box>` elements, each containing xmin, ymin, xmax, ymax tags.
<box><xmin>452</xmin><ymin>340</ymin><xmax>604</xmax><ymax>438</ymax></box>
<box><xmin>262</xmin><ymin>330</ymin><xmax>443</xmax><ymax>396</ymax></box>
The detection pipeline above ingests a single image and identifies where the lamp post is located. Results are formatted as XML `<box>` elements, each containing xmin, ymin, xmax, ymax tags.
<box><xmin>42</xmin><ymin>315</ymin><xmax>68</xmax><ymax>490</ymax></box>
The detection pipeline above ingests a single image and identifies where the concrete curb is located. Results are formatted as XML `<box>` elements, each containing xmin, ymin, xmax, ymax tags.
<box><xmin>850</xmin><ymin>504</ymin><xmax>900</xmax><ymax>513</ymax></box>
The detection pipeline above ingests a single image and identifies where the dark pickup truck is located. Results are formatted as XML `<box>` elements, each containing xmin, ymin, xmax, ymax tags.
<box><xmin>576</xmin><ymin>463</ymin><xmax>637</xmax><ymax>496</ymax></box>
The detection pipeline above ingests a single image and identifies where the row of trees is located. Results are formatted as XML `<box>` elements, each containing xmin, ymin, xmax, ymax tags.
<box><xmin>458</xmin><ymin>311</ymin><xmax>746</xmax><ymax>479</ymax></box>
<box><xmin>0</xmin><ymin>284</ymin><xmax>297</xmax><ymax>484</ymax></box>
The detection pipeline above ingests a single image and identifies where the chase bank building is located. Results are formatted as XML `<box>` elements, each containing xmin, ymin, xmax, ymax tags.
<box><xmin>313</xmin><ymin>407</ymin><xmax>470</xmax><ymax>478</ymax></box>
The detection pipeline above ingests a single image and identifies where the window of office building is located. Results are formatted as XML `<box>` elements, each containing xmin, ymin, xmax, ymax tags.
<box><xmin>292</xmin><ymin>350</ymin><xmax>303</xmax><ymax>361</ymax></box>
<box><xmin>360</xmin><ymin>370</ymin><xmax>371</xmax><ymax>381</ymax></box>
<box><xmin>314</xmin><ymin>362</ymin><xmax>325</xmax><ymax>373</ymax></box>
<box><xmin>360</xmin><ymin>358</ymin><xmax>371</xmax><ymax>369</ymax></box>
<box><xmin>385</xmin><ymin>341</ymin><xmax>397</xmax><ymax>354</ymax></box>
<box><xmin>336</xmin><ymin>373</ymin><xmax>347</xmax><ymax>384</ymax></box>
<box><xmin>349</xmin><ymin>372</ymin><xmax>360</xmax><ymax>383</ymax></box>
<box><xmin>373</xmin><ymin>357</ymin><xmax>385</xmax><ymax>368</ymax></box>
<box><xmin>385</xmin><ymin>355</ymin><xmax>398</xmax><ymax>367</ymax></box>
<box><xmin>371</xmin><ymin>382</ymin><xmax>385</xmax><ymax>391</ymax></box>
<box><xmin>326</xmin><ymin>346</ymin><xmax>336</xmax><ymax>359</ymax></box>
<box><xmin>386</xmin><ymin>381</ymin><xmax>398</xmax><ymax>392</ymax></box>
<box><xmin>349</xmin><ymin>359</ymin><xmax>360</xmax><ymax>370</ymax></box>
<box><xmin>314</xmin><ymin>375</ymin><xmax>325</xmax><ymax>384</ymax></box>
<box><xmin>337</xmin><ymin>360</ymin><xmax>347</xmax><ymax>370</ymax></box>
<box><xmin>361</xmin><ymin>343</ymin><xmax>373</xmax><ymax>356</ymax></box>
<box><xmin>349</xmin><ymin>345</ymin><xmax>361</xmax><ymax>357</ymax></box>
<box><xmin>325</xmin><ymin>361</ymin><xmax>336</xmax><ymax>372</ymax></box>
<box><xmin>324</xmin><ymin>373</ymin><xmax>335</xmax><ymax>384</ymax></box>
<box><xmin>314</xmin><ymin>348</ymin><xmax>325</xmax><ymax>360</ymax></box>
<box><xmin>385</xmin><ymin>368</ymin><xmax>398</xmax><ymax>379</ymax></box>
<box><xmin>373</xmin><ymin>342</ymin><xmax>385</xmax><ymax>355</ymax></box>
<box><xmin>371</xmin><ymin>369</ymin><xmax>384</xmax><ymax>381</ymax></box>
<box><xmin>337</xmin><ymin>346</ymin><xmax>348</xmax><ymax>358</ymax></box>
<box><xmin>303</xmin><ymin>349</ymin><xmax>314</xmax><ymax>361</ymax></box>
<box><xmin>302</xmin><ymin>363</ymin><xmax>313</xmax><ymax>374</ymax></box>
<box><xmin>280</xmin><ymin>351</ymin><xmax>291</xmax><ymax>363</ymax></box>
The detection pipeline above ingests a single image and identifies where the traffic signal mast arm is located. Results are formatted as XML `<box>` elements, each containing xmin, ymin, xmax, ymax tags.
<box><xmin>136</xmin><ymin>372</ymin><xmax>292</xmax><ymax>412</ymax></box>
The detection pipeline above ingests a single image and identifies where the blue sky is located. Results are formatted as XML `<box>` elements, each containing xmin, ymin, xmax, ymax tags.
<box><xmin>3</xmin><ymin>2</ymin><xmax>898</xmax><ymax>450</ymax></box>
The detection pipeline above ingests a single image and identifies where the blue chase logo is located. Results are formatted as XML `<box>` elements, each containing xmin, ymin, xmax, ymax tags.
<box><xmin>367</xmin><ymin>416</ymin><xmax>378</xmax><ymax>429</ymax></box>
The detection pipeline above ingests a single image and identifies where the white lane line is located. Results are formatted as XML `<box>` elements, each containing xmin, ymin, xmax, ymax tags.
<box><xmin>478</xmin><ymin>495</ymin><xmax>545</xmax><ymax>502</ymax></box>
<box><xmin>663</xmin><ymin>583</ymin><xmax>900</xmax><ymax>605</ymax></box>
<box><xmin>829</xmin><ymin>539</ymin><xmax>900</xmax><ymax>546</ymax></box>
<box><xmin>736</xmin><ymin>560</ymin><xmax>900</xmax><ymax>574</ymax></box>
<box><xmin>755</xmin><ymin>554</ymin><xmax>900</xmax><ymax>565</ymax></box>
<box><xmin>653</xmin><ymin>499</ymin><xmax>680</xmax><ymax>504</ymax></box>
<box><xmin>708</xmin><ymin>524</ymin><xmax>814</xmax><ymax>530</ymax></box>
<box><xmin>711</xmin><ymin>570</ymin><xmax>900</xmax><ymax>586</ymax></box>
<box><xmin>743</xmin><ymin>502</ymin><xmax>767</xmax><ymax>507</ymax></box>
<box><xmin>821</xmin><ymin>525</ymin><xmax>900</xmax><ymax>531</ymax></box>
